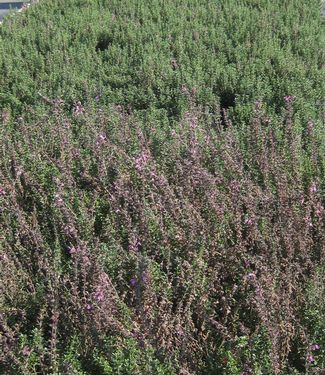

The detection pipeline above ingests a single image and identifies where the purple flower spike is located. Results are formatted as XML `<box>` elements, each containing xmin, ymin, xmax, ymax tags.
<box><xmin>284</xmin><ymin>95</ymin><xmax>296</xmax><ymax>104</ymax></box>
<box><xmin>315</xmin><ymin>205</ymin><xmax>324</xmax><ymax>217</ymax></box>
<box><xmin>309</xmin><ymin>182</ymin><xmax>317</xmax><ymax>194</ymax></box>
<box><xmin>22</xmin><ymin>346</ymin><xmax>30</xmax><ymax>356</ymax></box>
<box><xmin>244</xmin><ymin>218</ymin><xmax>254</xmax><ymax>226</ymax></box>
<box><xmin>73</xmin><ymin>101</ymin><xmax>85</xmax><ymax>116</ymax></box>
<box><xmin>95</xmin><ymin>290</ymin><xmax>105</xmax><ymax>302</ymax></box>
<box><xmin>68</xmin><ymin>246</ymin><xmax>81</xmax><ymax>255</ymax></box>
<box><xmin>307</xmin><ymin>354</ymin><xmax>315</xmax><ymax>363</ymax></box>
<box><xmin>241</xmin><ymin>366</ymin><xmax>252</xmax><ymax>374</ymax></box>
<box><xmin>134</xmin><ymin>150</ymin><xmax>150</xmax><ymax>172</ymax></box>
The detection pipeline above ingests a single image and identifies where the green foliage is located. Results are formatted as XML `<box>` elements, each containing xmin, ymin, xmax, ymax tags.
<box><xmin>0</xmin><ymin>0</ymin><xmax>324</xmax><ymax>124</ymax></box>
<box><xmin>303</xmin><ymin>264</ymin><xmax>325</xmax><ymax>371</ymax></box>
<box><xmin>0</xmin><ymin>1</ymin><xmax>324</xmax><ymax>375</ymax></box>
<box><xmin>92</xmin><ymin>337</ymin><xmax>177</xmax><ymax>375</ymax></box>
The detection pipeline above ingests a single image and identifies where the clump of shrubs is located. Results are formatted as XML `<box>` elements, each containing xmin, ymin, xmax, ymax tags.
<box><xmin>0</xmin><ymin>95</ymin><xmax>324</xmax><ymax>374</ymax></box>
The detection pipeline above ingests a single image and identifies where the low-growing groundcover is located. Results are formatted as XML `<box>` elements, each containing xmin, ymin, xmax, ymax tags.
<box><xmin>0</xmin><ymin>0</ymin><xmax>324</xmax><ymax>374</ymax></box>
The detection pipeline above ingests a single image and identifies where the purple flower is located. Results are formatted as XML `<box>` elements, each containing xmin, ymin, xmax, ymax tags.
<box><xmin>134</xmin><ymin>150</ymin><xmax>150</xmax><ymax>172</ymax></box>
<box><xmin>284</xmin><ymin>95</ymin><xmax>296</xmax><ymax>104</ymax></box>
<box><xmin>128</xmin><ymin>237</ymin><xmax>141</xmax><ymax>252</ymax></box>
<box><xmin>81</xmin><ymin>254</ymin><xmax>91</xmax><ymax>267</ymax></box>
<box><xmin>54</xmin><ymin>193</ymin><xmax>64</xmax><ymax>207</ymax></box>
<box><xmin>64</xmin><ymin>225</ymin><xmax>77</xmax><ymax>236</ymax></box>
<box><xmin>96</xmin><ymin>133</ymin><xmax>107</xmax><ymax>146</ymax></box>
<box><xmin>240</xmin><ymin>366</ymin><xmax>252</xmax><ymax>374</ymax></box>
<box><xmin>244</xmin><ymin>218</ymin><xmax>254</xmax><ymax>226</ymax></box>
<box><xmin>68</xmin><ymin>246</ymin><xmax>81</xmax><ymax>254</ymax></box>
<box><xmin>309</xmin><ymin>182</ymin><xmax>317</xmax><ymax>194</ymax></box>
<box><xmin>95</xmin><ymin>290</ymin><xmax>105</xmax><ymax>302</ymax></box>
<box><xmin>22</xmin><ymin>346</ymin><xmax>30</xmax><ymax>356</ymax></box>
<box><xmin>73</xmin><ymin>101</ymin><xmax>85</xmax><ymax>116</ymax></box>
<box><xmin>307</xmin><ymin>354</ymin><xmax>315</xmax><ymax>363</ymax></box>
<box><xmin>315</xmin><ymin>205</ymin><xmax>324</xmax><ymax>217</ymax></box>
<box><xmin>95</xmin><ymin>95</ymin><xmax>101</xmax><ymax>103</ymax></box>
<box><xmin>130</xmin><ymin>277</ymin><xmax>137</xmax><ymax>286</ymax></box>
<box><xmin>0</xmin><ymin>188</ymin><xmax>6</xmax><ymax>196</ymax></box>
<box><xmin>311</xmin><ymin>344</ymin><xmax>320</xmax><ymax>351</ymax></box>
<box><xmin>304</xmin><ymin>216</ymin><xmax>313</xmax><ymax>228</ymax></box>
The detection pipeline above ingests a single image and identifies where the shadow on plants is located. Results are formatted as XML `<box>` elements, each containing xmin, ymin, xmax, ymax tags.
<box><xmin>219</xmin><ymin>90</ymin><xmax>236</xmax><ymax>128</ymax></box>
<box><xmin>95</xmin><ymin>32</ymin><xmax>113</xmax><ymax>52</ymax></box>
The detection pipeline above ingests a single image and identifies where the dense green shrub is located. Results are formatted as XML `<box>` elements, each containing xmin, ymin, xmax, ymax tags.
<box><xmin>0</xmin><ymin>1</ymin><xmax>324</xmax><ymax>374</ymax></box>
<box><xmin>0</xmin><ymin>0</ymin><xmax>324</xmax><ymax>123</ymax></box>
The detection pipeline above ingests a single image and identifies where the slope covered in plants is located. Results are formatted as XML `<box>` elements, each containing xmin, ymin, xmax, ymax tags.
<box><xmin>1</xmin><ymin>0</ymin><xmax>324</xmax><ymax>122</ymax></box>
<box><xmin>0</xmin><ymin>1</ymin><xmax>324</xmax><ymax>374</ymax></box>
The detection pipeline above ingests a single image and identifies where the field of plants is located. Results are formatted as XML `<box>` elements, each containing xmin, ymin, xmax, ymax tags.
<box><xmin>0</xmin><ymin>0</ymin><xmax>324</xmax><ymax>374</ymax></box>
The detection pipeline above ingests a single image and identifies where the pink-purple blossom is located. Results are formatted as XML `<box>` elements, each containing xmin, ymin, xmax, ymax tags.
<box><xmin>54</xmin><ymin>193</ymin><xmax>64</xmax><ymax>207</ymax></box>
<box><xmin>95</xmin><ymin>290</ymin><xmax>105</xmax><ymax>302</ymax></box>
<box><xmin>284</xmin><ymin>95</ymin><xmax>296</xmax><ymax>104</ymax></box>
<box><xmin>22</xmin><ymin>346</ymin><xmax>30</xmax><ymax>356</ymax></box>
<box><xmin>244</xmin><ymin>217</ymin><xmax>254</xmax><ymax>226</ymax></box>
<box><xmin>96</xmin><ymin>133</ymin><xmax>107</xmax><ymax>146</ymax></box>
<box><xmin>307</xmin><ymin>354</ymin><xmax>315</xmax><ymax>363</ymax></box>
<box><xmin>134</xmin><ymin>150</ymin><xmax>150</xmax><ymax>172</ymax></box>
<box><xmin>240</xmin><ymin>366</ymin><xmax>252</xmax><ymax>375</ymax></box>
<box><xmin>68</xmin><ymin>246</ymin><xmax>81</xmax><ymax>254</ymax></box>
<box><xmin>304</xmin><ymin>216</ymin><xmax>313</xmax><ymax>228</ymax></box>
<box><xmin>73</xmin><ymin>101</ymin><xmax>85</xmax><ymax>116</ymax></box>
<box><xmin>309</xmin><ymin>182</ymin><xmax>317</xmax><ymax>194</ymax></box>
<box><xmin>315</xmin><ymin>205</ymin><xmax>324</xmax><ymax>217</ymax></box>
<box><xmin>128</xmin><ymin>236</ymin><xmax>141</xmax><ymax>252</ymax></box>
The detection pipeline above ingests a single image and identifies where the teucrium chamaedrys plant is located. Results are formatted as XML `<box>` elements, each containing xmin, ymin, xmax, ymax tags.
<box><xmin>0</xmin><ymin>0</ymin><xmax>324</xmax><ymax>374</ymax></box>
<box><xmin>0</xmin><ymin>96</ymin><xmax>324</xmax><ymax>373</ymax></box>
